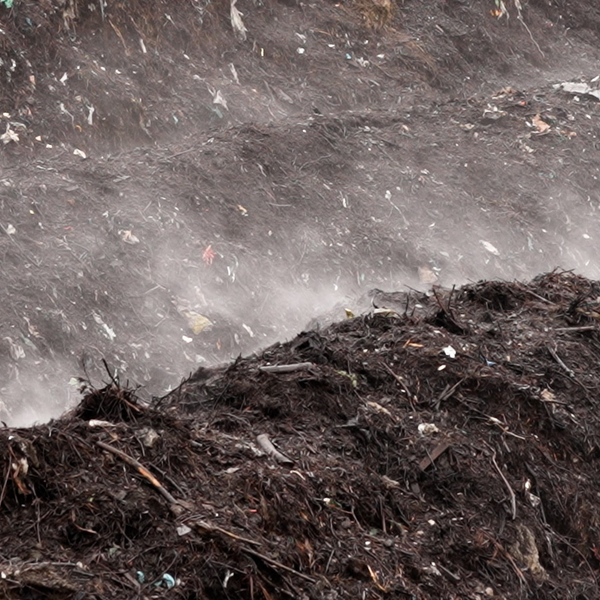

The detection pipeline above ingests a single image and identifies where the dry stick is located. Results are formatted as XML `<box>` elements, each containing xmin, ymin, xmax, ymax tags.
<box><xmin>436</xmin><ymin>377</ymin><xmax>465</xmax><ymax>407</ymax></box>
<box><xmin>524</xmin><ymin>289</ymin><xmax>554</xmax><ymax>305</ymax></box>
<box><xmin>547</xmin><ymin>345</ymin><xmax>589</xmax><ymax>397</ymax></box>
<box><xmin>256</xmin><ymin>434</ymin><xmax>294</xmax><ymax>466</ymax></box>
<box><xmin>0</xmin><ymin>458</ymin><xmax>11</xmax><ymax>509</ymax></box>
<box><xmin>419</xmin><ymin>441</ymin><xmax>451</xmax><ymax>471</ymax></box>
<box><xmin>486</xmin><ymin>535</ymin><xmax>528</xmax><ymax>587</ymax></box>
<box><xmin>190</xmin><ymin>519</ymin><xmax>262</xmax><ymax>547</ymax></box>
<box><xmin>164</xmin><ymin>146</ymin><xmax>200</xmax><ymax>160</ymax></box>
<box><xmin>258</xmin><ymin>363</ymin><xmax>313</xmax><ymax>374</ymax></box>
<box><xmin>551</xmin><ymin>530</ymin><xmax>597</xmax><ymax>585</ymax></box>
<box><xmin>555</xmin><ymin>326</ymin><xmax>597</xmax><ymax>332</ymax></box>
<box><xmin>515</xmin><ymin>6</ymin><xmax>545</xmax><ymax>58</ymax></box>
<box><xmin>383</xmin><ymin>364</ymin><xmax>415</xmax><ymax>401</ymax></box>
<box><xmin>96</xmin><ymin>441</ymin><xmax>178</xmax><ymax>505</ymax></box>
<box><xmin>243</xmin><ymin>548</ymin><xmax>317</xmax><ymax>583</ymax></box>
<box><xmin>108</xmin><ymin>19</ymin><xmax>130</xmax><ymax>55</ymax></box>
<box><xmin>485</xmin><ymin>443</ymin><xmax>516</xmax><ymax>520</ymax></box>
<box><xmin>547</xmin><ymin>346</ymin><xmax>575</xmax><ymax>379</ymax></box>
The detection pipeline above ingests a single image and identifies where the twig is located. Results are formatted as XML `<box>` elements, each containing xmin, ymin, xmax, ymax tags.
<box><xmin>258</xmin><ymin>362</ymin><xmax>313</xmax><ymax>374</ymax></box>
<box><xmin>550</xmin><ymin>530</ymin><xmax>597</xmax><ymax>585</ymax></box>
<box><xmin>485</xmin><ymin>535</ymin><xmax>528</xmax><ymax>587</ymax></box>
<box><xmin>487</xmin><ymin>416</ymin><xmax>527</xmax><ymax>440</ymax></box>
<box><xmin>164</xmin><ymin>146</ymin><xmax>199</xmax><ymax>160</ymax></box>
<box><xmin>524</xmin><ymin>289</ymin><xmax>554</xmax><ymax>305</ymax></box>
<box><xmin>108</xmin><ymin>19</ymin><xmax>130</xmax><ymax>55</ymax></box>
<box><xmin>437</xmin><ymin>563</ymin><xmax>461</xmax><ymax>582</ymax></box>
<box><xmin>555</xmin><ymin>326</ymin><xmax>597</xmax><ymax>332</ymax></box>
<box><xmin>243</xmin><ymin>548</ymin><xmax>317</xmax><ymax>583</ymax></box>
<box><xmin>102</xmin><ymin>359</ymin><xmax>119</xmax><ymax>386</ymax></box>
<box><xmin>515</xmin><ymin>7</ymin><xmax>545</xmax><ymax>58</ymax></box>
<box><xmin>383</xmin><ymin>364</ymin><xmax>415</xmax><ymax>401</ymax></box>
<box><xmin>547</xmin><ymin>346</ymin><xmax>575</xmax><ymax>378</ymax></box>
<box><xmin>96</xmin><ymin>441</ymin><xmax>179</xmax><ymax>505</ymax></box>
<box><xmin>548</xmin><ymin>345</ymin><xmax>589</xmax><ymax>396</ymax></box>
<box><xmin>189</xmin><ymin>519</ymin><xmax>262</xmax><ymax>546</ymax></box>
<box><xmin>434</xmin><ymin>378</ymin><xmax>465</xmax><ymax>409</ymax></box>
<box><xmin>484</xmin><ymin>443</ymin><xmax>516</xmax><ymax>520</ymax></box>
<box><xmin>0</xmin><ymin>457</ymin><xmax>11</xmax><ymax>509</ymax></box>
<box><xmin>419</xmin><ymin>441</ymin><xmax>451</xmax><ymax>471</ymax></box>
<box><xmin>256</xmin><ymin>434</ymin><xmax>294</xmax><ymax>466</ymax></box>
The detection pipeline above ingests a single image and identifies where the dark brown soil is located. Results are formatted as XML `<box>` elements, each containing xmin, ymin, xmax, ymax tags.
<box><xmin>2</xmin><ymin>1</ymin><xmax>600</xmax><ymax>596</ymax></box>
<box><xmin>2</xmin><ymin>272</ymin><xmax>600</xmax><ymax>599</ymax></box>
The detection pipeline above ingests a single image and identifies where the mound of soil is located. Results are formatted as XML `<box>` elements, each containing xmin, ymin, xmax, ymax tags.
<box><xmin>1</xmin><ymin>272</ymin><xmax>600</xmax><ymax>599</ymax></box>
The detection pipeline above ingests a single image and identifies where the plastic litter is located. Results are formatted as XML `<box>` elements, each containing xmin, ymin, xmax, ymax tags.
<box><xmin>177</xmin><ymin>524</ymin><xmax>192</xmax><ymax>536</ymax></box>
<box><xmin>230</xmin><ymin>0</ymin><xmax>247</xmax><ymax>41</ymax></box>
<box><xmin>443</xmin><ymin>345</ymin><xmax>456</xmax><ymax>359</ymax></box>
<box><xmin>418</xmin><ymin>423</ymin><xmax>440</xmax><ymax>435</ymax></box>
<box><xmin>480</xmin><ymin>240</ymin><xmax>500</xmax><ymax>256</ymax></box>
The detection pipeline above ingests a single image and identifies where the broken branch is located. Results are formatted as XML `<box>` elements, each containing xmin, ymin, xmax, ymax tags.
<box><xmin>484</xmin><ymin>443</ymin><xmax>516</xmax><ymax>520</ymax></box>
<box><xmin>259</xmin><ymin>362</ymin><xmax>314</xmax><ymax>374</ymax></box>
<box><xmin>384</xmin><ymin>364</ymin><xmax>415</xmax><ymax>401</ymax></box>
<box><xmin>189</xmin><ymin>519</ymin><xmax>262</xmax><ymax>546</ymax></box>
<box><xmin>256</xmin><ymin>434</ymin><xmax>294</xmax><ymax>466</ymax></box>
<box><xmin>96</xmin><ymin>441</ymin><xmax>179</xmax><ymax>506</ymax></box>
<box><xmin>243</xmin><ymin>548</ymin><xmax>317</xmax><ymax>583</ymax></box>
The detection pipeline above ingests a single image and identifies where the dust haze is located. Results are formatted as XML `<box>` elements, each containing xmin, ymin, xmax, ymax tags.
<box><xmin>2</xmin><ymin>155</ymin><xmax>598</xmax><ymax>428</ymax></box>
<box><xmin>2</xmin><ymin>0</ymin><xmax>600</xmax><ymax>425</ymax></box>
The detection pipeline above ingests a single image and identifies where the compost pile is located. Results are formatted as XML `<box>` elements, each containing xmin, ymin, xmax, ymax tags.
<box><xmin>2</xmin><ymin>271</ymin><xmax>600</xmax><ymax>600</ymax></box>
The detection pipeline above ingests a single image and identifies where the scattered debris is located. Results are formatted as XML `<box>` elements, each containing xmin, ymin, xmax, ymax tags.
<box><xmin>119</xmin><ymin>229</ymin><xmax>140</xmax><ymax>244</ymax></box>
<box><xmin>531</xmin><ymin>113</ymin><xmax>550</xmax><ymax>133</ymax></box>
<box><xmin>0</xmin><ymin>273</ymin><xmax>598</xmax><ymax>598</ymax></box>
<box><xmin>480</xmin><ymin>240</ymin><xmax>500</xmax><ymax>256</ymax></box>
<box><xmin>230</xmin><ymin>0</ymin><xmax>247</xmax><ymax>41</ymax></box>
<box><xmin>555</xmin><ymin>81</ymin><xmax>600</xmax><ymax>100</ymax></box>
<box><xmin>0</xmin><ymin>126</ymin><xmax>18</xmax><ymax>144</ymax></box>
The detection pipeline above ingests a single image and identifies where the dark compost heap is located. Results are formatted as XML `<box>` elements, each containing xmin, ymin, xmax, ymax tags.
<box><xmin>1</xmin><ymin>271</ymin><xmax>600</xmax><ymax>599</ymax></box>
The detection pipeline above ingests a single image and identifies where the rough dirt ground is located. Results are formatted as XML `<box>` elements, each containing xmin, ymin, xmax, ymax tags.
<box><xmin>1</xmin><ymin>0</ymin><xmax>600</xmax><ymax>424</ymax></box>
<box><xmin>2</xmin><ymin>272</ymin><xmax>600</xmax><ymax>599</ymax></box>
<box><xmin>2</xmin><ymin>0</ymin><xmax>600</xmax><ymax>598</ymax></box>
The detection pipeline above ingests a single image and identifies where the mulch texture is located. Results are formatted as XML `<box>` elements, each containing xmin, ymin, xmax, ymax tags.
<box><xmin>2</xmin><ymin>271</ymin><xmax>600</xmax><ymax>599</ymax></box>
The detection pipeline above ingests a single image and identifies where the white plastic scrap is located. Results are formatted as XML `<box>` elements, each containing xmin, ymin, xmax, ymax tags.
<box><xmin>212</xmin><ymin>89</ymin><xmax>228</xmax><ymax>110</ymax></box>
<box><xmin>480</xmin><ymin>240</ymin><xmax>500</xmax><ymax>256</ymax></box>
<box><xmin>0</xmin><ymin>126</ymin><xmax>19</xmax><ymax>144</ymax></box>
<box><xmin>4</xmin><ymin>337</ymin><xmax>24</xmax><ymax>360</ymax></box>
<box><xmin>555</xmin><ymin>81</ymin><xmax>600</xmax><ymax>100</ymax></box>
<box><xmin>443</xmin><ymin>345</ymin><xmax>456</xmax><ymax>359</ymax></box>
<box><xmin>88</xmin><ymin>419</ymin><xmax>116</xmax><ymax>428</ymax></box>
<box><xmin>119</xmin><ymin>229</ymin><xmax>140</xmax><ymax>244</ymax></box>
<box><xmin>93</xmin><ymin>312</ymin><xmax>116</xmax><ymax>340</ymax></box>
<box><xmin>418</xmin><ymin>423</ymin><xmax>440</xmax><ymax>435</ymax></box>
<box><xmin>230</xmin><ymin>0</ymin><xmax>247</xmax><ymax>41</ymax></box>
<box><xmin>177</xmin><ymin>524</ymin><xmax>192</xmax><ymax>537</ymax></box>
<box><xmin>229</xmin><ymin>63</ymin><xmax>240</xmax><ymax>84</ymax></box>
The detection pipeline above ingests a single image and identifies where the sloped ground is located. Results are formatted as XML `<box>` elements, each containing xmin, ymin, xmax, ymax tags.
<box><xmin>2</xmin><ymin>0</ymin><xmax>600</xmax><ymax>424</ymax></box>
<box><xmin>2</xmin><ymin>272</ymin><xmax>600</xmax><ymax>599</ymax></box>
<box><xmin>2</xmin><ymin>3</ymin><xmax>600</xmax><ymax>595</ymax></box>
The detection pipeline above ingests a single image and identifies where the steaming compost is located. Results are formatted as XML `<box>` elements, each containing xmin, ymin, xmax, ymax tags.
<box><xmin>1</xmin><ymin>272</ymin><xmax>600</xmax><ymax>598</ymax></box>
<box><xmin>2</xmin><ymin>0</ymin><xmax>600</xmax><ymax>424</ymax></box>
<box><xmin>2</xmin><ymin>0</ymin><xmax>600</xmax><ymax>596</ymax></box>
